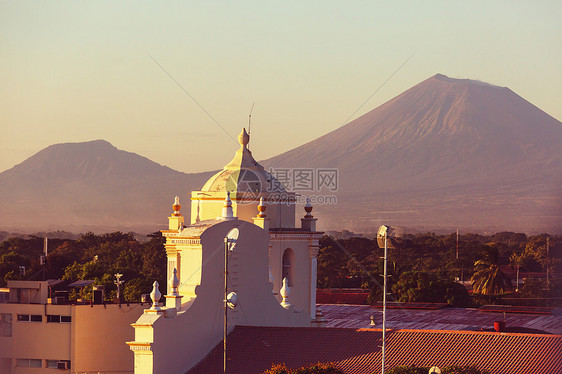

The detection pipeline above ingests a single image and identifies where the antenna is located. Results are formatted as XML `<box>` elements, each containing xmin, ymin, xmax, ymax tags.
<box><xmin>456</xmin><ymin>229</ymin><xmax>459</xmax><ymax>260</ymax></box>
<box><xmin>248</xmin><ymin>102</ymin><xmax>255</xmax><ymax>149</ymax></box>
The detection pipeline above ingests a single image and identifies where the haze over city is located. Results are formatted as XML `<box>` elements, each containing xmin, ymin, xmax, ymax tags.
<box><xmin>1</xmin><ymin>1</ymin><xmax>561</xmax><ymax>174</ymax></box>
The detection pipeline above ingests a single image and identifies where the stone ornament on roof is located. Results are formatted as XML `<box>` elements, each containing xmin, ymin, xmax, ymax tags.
<box><xmin>257</xmin><ymin>197</ymin><xmax>267</xmax><ymax>218</ymax></box>
<box><xmin>169</xmin><ymin>268</ymin><xmax>180</xmax><ymax>296</ymax></box>
<box><xmin>150</xmin><ymin>281</ymin><xmax>162</xmax><ymax>310</ymax></box>
<box><xmin>280</xmin><ymin>277</ymin><xmax>291</xmax><ymax>309</ymax></box>
<box><xmin>219</xmin><ymin>191</ymin><xmax>237</xmax><ymax>220</ymax></box>
<box><xmin>172</xmin><ymin>196</ymin><xmax>181</xmax><ymax>216</ymax></box>
<box><xmin>304</xmin><ymin>198</ymin><xmax>313</xmax><ymax>218</ymax></box>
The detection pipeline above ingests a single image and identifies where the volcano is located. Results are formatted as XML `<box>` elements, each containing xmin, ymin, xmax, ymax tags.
<box><xmin>1</xmin><ymin>74</ymin><xmax>561</xmax><ymax>234</ymax></box>
<box><xmin>262</xmin><ymin>74</ymin><xmax>562</xmax><ymax>233</ymax></box>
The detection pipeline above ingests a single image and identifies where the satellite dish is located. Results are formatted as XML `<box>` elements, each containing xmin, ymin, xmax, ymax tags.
<box><xmin>226</xmin><ymin>291</ymin><xmax>238</xmax><ymax>309</ymax></box>
<box><xmin>429</xmin><ymin>367</ymin><xmax>441</xmax><ymax>374</ymax></box>
<box><xmin>226</xmin><ymin>228</ymin><xmax>239</xmax><ymax>251</ymax></box>
<box><xmin>377</xmin><ymin>225</ymin><xmax>405</xmax><ymax>249</ymax></box>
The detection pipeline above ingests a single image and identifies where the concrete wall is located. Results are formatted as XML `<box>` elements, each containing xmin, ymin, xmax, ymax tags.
<box><xmin>270</xmin><ymin>237</ymin><xmax>313</xmax><ymax>315</ymax></box>
<box><xmin>0</xmin><ymin>301</ymin><xmax>145</xmax><ymax>374</ymax></box>
<box><xmin>72</xmin><ymin>303</ymin><xmax>146</xmax><ymax>373</ymax></box>
<box><xmin>0</xmin><ymin>303</ymin><xmax>71</xmax><ymax>374</ymax></box>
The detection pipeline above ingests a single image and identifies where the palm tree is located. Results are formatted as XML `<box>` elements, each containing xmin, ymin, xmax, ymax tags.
<box><xmin>471</xmin><ymin>245</ymin><xmax>510</xmax><ymax>296</ymax></box>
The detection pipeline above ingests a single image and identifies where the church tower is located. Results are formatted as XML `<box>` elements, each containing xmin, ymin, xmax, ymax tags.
<box><xmin>129</xmin><ymin>129</ymin><xmax>324</xmax><ymax>374</ymax></box>
<box><xmin>173</xmin><ymin>128</ymin><xmax>323</xmax><ymax>319</ymax></box>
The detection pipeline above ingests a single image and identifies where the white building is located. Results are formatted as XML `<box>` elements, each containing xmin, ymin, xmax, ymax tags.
<box><xmin>128</xmin><ymin>129</ymin><xmax>324</xmax><ymax>374</ymax></box>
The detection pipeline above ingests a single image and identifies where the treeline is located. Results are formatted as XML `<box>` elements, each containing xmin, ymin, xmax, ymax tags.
<box><xmin>317</xmin><ymin>232</ymin><xmax>561</xmax><ymax>307</ymax></box>
<box><xmin>2</xmin><ymin>230</ymin><xmax>560</xmax><ymax>306</ymax></box>
<box><xmin>0</xmin><ymin>232</ymin><xmax>166</xmax><ymax>302</ymax></box>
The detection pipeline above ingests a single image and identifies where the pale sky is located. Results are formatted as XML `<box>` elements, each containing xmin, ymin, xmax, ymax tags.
<box><xmin>1</xmin><ymin>1</ymin><xmax>561</xmax><ymax>174</ymax></box>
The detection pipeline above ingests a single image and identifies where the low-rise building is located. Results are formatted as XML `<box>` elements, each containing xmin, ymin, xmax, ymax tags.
<box><xmin>0</xmin><ymin>280</ymin><xmax>145</xmax><ymax>374</ymax></box>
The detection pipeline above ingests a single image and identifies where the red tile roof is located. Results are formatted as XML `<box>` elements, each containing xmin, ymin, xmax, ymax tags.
<box><xmin>187</xmin><ymin>326</ymin><xmax>562</xmax><ymax>374</ymax></box>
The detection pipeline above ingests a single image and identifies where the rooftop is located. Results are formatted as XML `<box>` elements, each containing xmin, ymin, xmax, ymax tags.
<box><xmin>188</xmin><ymin>325</ymin><xmax>562</xmax><ymax>374</ymax></box>
<box><xmin>319</xmin><ymin>304</ymin><xmax>562</xmax><ymax>334</ymax></box>
<box><xmin>200</xmin><ymin>128</ymin><xmax>285</xmax><ymax>195</ymax></box>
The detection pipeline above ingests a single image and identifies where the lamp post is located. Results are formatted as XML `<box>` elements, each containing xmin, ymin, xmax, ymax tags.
<box><xmin>382</xmin><ymin>228</ymin><xmax>388</xmax><ymax>374</ymax></box>
<box><xmin>223</xmin><ymin>228</ymin><xmax>239</xmax><ymax>374</ymax></box>
<box><xmin>114</xmin><ymin>273</ymin><xmax>124</xmax><ymax>300</ymax></box>
<box><xmin>376</xmin><ymin>225</ymin><xmax>404</xmax><ymax>374</ymax></box>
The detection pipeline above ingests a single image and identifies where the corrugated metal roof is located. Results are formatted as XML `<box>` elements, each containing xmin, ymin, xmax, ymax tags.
<box><xmin>188</xmin><ymin>326</ymin><xmax>562</xmax><ymax>374</ymax></box>
<box><xmin>319</xmin><ymin>304</ymin><xmax>562</xmax><ymax>334</ymax></box>
<box><xmin>67</xmin><ymin>280</ymin><xmax>94</xmax><ymax>287</ymax></box>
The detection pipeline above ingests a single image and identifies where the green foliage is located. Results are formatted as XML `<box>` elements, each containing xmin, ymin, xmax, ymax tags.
<box><xmin>0</xmin><ymin>231</ymin><xmax>166</xmax><ymax>302</ymax></box>
<box><xmin>317</xmin><ymin>236</ymin><xmax>378</xmax><ymax>289</ymax></box>
<box><xmin>317</xmin><ymin>231</ymin><xmax>561</xmax><ymax>307</ymax></box>
<box><xmin>442</xmin><ymin>365</ymin><xmax>490</xmax><ymax>374</ymax></box>
<box><xmin>392</xmin><ymin>271</ymin><xmax>472</xmax><ymax>307</ymax></box>
<box><xmin>471</xmin><ymin>244</ymin><xmax>510</xmax><ymax>296</ymax></box>
<box><xmin>517</xmin><ymin>277</ymin><xmax>562</xmax><ymax>303</ymax></box>
<box><xmin>385</xmin><ymin>365</ymin><xmax>489</xmax><ymax>374</ymax></box>
<box><xmin>385</xmin><ymin>365</ymin><xmax>429</xmax><ymax>374</ymax></box>
<box><xmin>262</xmin><ymin>363</ymin><xmax>344</xmax><ymax>374</ymax></box>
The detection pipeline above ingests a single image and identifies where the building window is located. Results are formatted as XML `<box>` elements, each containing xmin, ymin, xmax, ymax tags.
<box><xmin>46</xmin><ymin>360</ymin><xmax>71</xmax><ymax>370</ymax></box>
<box><xmin>0</xmin><ymin>313</ymin><xmax>12</xmax><ymax>337</ymax></box>
<box><xmin>282</xmin><ymin>248</ymin><xmax>295</xmax><ymax>287</ymax></box>
<box><xmin>16</xmin><ymin>358</ymin><xmax>41</xmax><ymax>367</ymax></box>
<box><xmin>17</xmin><ymin>314</ymin><xmax>42</xmax><ymax>322</ymax></box>
<box><xmin>46</xmin><ymin>315</ymin><xmax>71</xmax><ymax>323</ymax></box>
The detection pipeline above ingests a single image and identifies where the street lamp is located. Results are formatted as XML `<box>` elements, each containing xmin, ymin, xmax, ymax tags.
<box><xmin>224</xmin><ymin>228</ymin><xmax>239</xmax><ymax>374</ymax></box>
<box><xmin>377</xmin><ymin>225</ymin><xmax>404</xmax><ymax>374</ymax></box>
<box><xmin>114</xmin><ymin>273</ymin><xmax>124</xmax><ymax>301</ymax></box>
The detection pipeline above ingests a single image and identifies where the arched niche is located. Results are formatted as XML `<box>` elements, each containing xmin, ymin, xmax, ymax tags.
<box><xmin>282</xmin><ymin>248</ymin><xmax>295</xmax><ymax>287</ymax></box>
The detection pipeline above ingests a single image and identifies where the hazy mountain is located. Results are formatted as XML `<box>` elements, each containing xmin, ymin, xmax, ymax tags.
<box><xmin>262</xmin><ymin>74</ymin><xmax>562</xmax><ymax>233</ymax></box>
<box><xmin>0</xmin><ymin>140</ymin><xmax>212</xmax><ymax>233</ymax></box>
<box><xmin>1</xmin><ymin>74</ymin><xmax>561</xmax><ymax>234</ymax></box>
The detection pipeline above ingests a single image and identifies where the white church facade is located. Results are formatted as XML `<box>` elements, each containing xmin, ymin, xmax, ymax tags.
<box><xmin>127</xmin><ymin>129</ymin><xmax>324</xmax><ymax>373</ymax></box>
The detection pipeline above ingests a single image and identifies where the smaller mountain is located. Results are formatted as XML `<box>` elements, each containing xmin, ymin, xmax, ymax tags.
<box><xmin>0</xmin><ymin>140</ymin><xmax>212</xmax><ymax>233</ymax></box>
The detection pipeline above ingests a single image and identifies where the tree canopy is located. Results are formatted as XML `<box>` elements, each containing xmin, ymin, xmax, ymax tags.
<box><xmin>0</xmin><ymin>231</ymin><xmax>166</xmax><ymax>302</ymax></box>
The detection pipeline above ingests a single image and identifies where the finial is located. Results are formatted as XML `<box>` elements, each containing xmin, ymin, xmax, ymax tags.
<box><xmin>169</xmin><ymin>268</ymin><xmax>180</xmax><ymax>296</ymax></box>
<box><xmin>280</xmin><ymin>277</ymin><xmax>291</xmax><ymax>308</ymax></box>
<box><xmin>257</xmin><ymin>197</ymin><xmax>267</xmax><ymax>218</ymax></box>
<box><xmin>220</xmin><ymin>191</ymin><xmax>235</xmax><ymax>220</ymax></box>
<box><xmin>238</xmin><ymin>128</ymin><xmax>250</xmax><ymax>148</ymax></box>
<box><xmin>304</xmin><ymin>197</ymin><xmax>313</xmax><ymax>218</ymax></box>
<box><xmin>150</xmin><ymin>281</ymin><xmax>162</xmax><ymax>310</ymax></box>
<box><xmin>172</xmin><ymin>196</ymin><xmax>181</xmax><ymax>216</ymax></box>
<box><xmin>370</xmin><ymin>315</ymin><xmax>376</xmax><ymax>326</ymax></box>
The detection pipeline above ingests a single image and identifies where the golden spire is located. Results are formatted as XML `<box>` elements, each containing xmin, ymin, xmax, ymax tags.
<box><xmin>238</xmin><ymin>128</ymin><xmax>250</xmax><ymax>149</ymax></box>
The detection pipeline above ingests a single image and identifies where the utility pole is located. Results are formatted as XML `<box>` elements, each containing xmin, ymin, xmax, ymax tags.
<box><xmin>381</xmin><ymin>230</ymin><xmax>388</xmax><ymax>374</ymax></box>
<box><xmin>546</xmin><ymin>236</ymin><xmax>550</xmax><ymax>291</ymax></box>
<box><xmin>456</xmin><ymin>229</ymin><xmax>459</xmax><ymax>260</ymax></box>
<box><xmin>114</xmin><ymin>274</ymin><xmax>124</xmax><ymax>300</ymax></box>
<box><xmin>224</xmin><ymin>237</ymin><xmax>228</xmax><ymax>374</ymax></box>
<box><xmin>41</xmin><ymin>237</ymin><xmax>48</xmax><ymax>281</ymax></box>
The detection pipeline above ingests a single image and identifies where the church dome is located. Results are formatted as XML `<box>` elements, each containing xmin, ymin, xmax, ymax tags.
<box><xmin>201</xmin><ymin>128</ymin><xmax>286</xmax><ymax>195</ymax></box>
